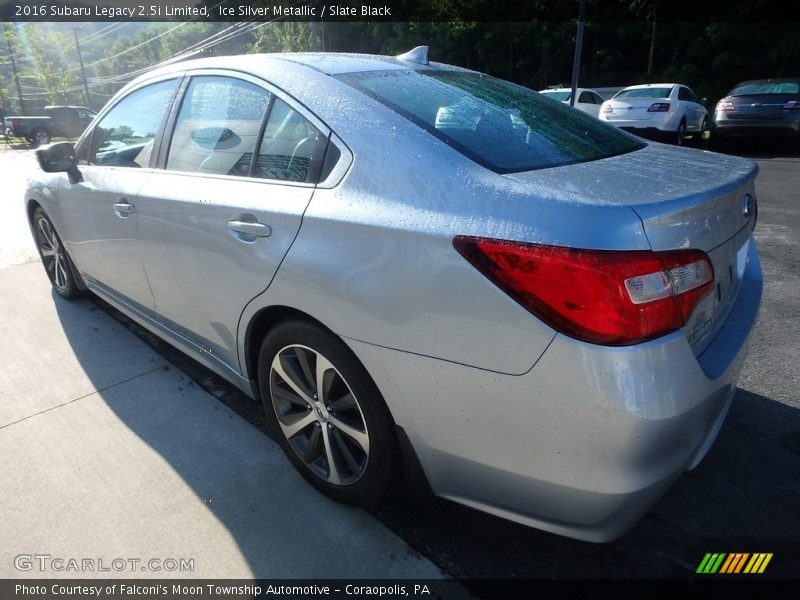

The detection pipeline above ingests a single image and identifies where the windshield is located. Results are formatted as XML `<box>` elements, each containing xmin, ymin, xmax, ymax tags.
<box><xmin>540</xmin><ymin>91</ymin><xmax>571</xmax><ymax>101</ymax></box>
<box><xmin>614</xmin><ymin>87</ymin><xmax>673</xmax><ymax>99</ymax></box>
<box><xmin>339</xmin><ymin>70</ymin><xmax>644</xmax><ymax>173</ymax></box>
<box><xmin>730</xmin><ymin>81</ymin><xmax>800</xmax><ymax>95</ymax></box>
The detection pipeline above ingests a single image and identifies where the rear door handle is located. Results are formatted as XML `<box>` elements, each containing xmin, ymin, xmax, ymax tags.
<box><xmin>227</xmin><ymin>220</ymin><xmax>272</xmax><ymax>238</ymax></box>
<box><xmin>113</xmin><ymin>202</ymin><xmax>135</xmax><ymax>217</ymax></box>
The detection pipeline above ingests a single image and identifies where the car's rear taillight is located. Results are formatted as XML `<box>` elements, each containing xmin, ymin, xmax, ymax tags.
<box><xmin>716</xmin><ymin>100</ymin><xmax>736</xmax><ymax>112</ymax></box>
<box><xmin>453</xmin><ymin>237</ymin><xmax>714</xmax><ymax>346</ymax></box>
<box><xmin>783</xmin><ymin>100</ymin><xmax>800</xmax><ymax>111</ymax></box>
<box><xmin>647</xmin><ymin>103</ymin><xmax>670</xmax><ymax>112</ymax></box>
<box><xmin>601</xmin><ymin>104</ymin><xmax>613</xmax><ymax>113</ymax></box>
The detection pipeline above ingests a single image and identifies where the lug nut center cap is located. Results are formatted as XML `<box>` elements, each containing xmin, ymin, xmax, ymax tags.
<box><xmin>313</xmin><ymin>402</ymin><xmax>328</xmax><ymax>423</ymax></box>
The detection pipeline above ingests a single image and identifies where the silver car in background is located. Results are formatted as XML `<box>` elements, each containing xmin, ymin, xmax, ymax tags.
<box><xmin>27</xmin><ymin>49</ymin><xmax>762</xmax><ymax>542</ymax></box>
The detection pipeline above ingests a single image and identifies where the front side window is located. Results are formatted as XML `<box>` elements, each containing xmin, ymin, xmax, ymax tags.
<box><xmin>90</xmin><ymin>79</ymin><xmax>177</xmax><ymax>168</ymax></box>
<box><xmin>167</xmin><ymin>76</ymin><xmax>271</xmax><ymax>177</ymax></box>
<box><xmin>341</xmin><ymin>70</ymin><xmax>643</xmax><ymax>173</ymax></box>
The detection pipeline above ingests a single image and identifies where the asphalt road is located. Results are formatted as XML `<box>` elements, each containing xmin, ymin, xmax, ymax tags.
<box><xmin>2</xmin><ymin>139</ymin><xmax>798</xmax><ymax>590</ymax></box>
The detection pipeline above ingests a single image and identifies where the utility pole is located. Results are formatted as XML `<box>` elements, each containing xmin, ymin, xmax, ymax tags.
<box><xmin>569</xmin><ymin>0</ymin><xmax>587</xmax><ymax>108</ymax></box>
<box><xmin>73</xmin><ymin>26</ymin><xmax>90</xmax><ymax>108</ymax></box>
<box><xmin>3</xmin><ymin>25</ymin><xmax>26</xmax><ymax>115</ymax></box>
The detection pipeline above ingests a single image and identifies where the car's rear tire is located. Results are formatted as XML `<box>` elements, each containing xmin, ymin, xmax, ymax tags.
<box><xmin>32</xmin><ymin>129</ymin><xmax>51</xmax><ymax>147</ymax></box>
<box><xmin>32</xmin><ymin>208</ymin><xmax>82</xmax><ymax>299</ymax></box>
<box><xmin>675</xmin><ymin>120</ymin><xmax>687</xmax><ymax>146</ymax></box>
<box><xmin>257</xmin><ymin>319</ymin><xmax>400</xmax><ymax>505</ymax></box>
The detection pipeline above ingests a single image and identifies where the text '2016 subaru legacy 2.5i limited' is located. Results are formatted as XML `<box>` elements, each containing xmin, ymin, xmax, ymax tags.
<box><xmin>27</xmin><ymin>47</ymin><xmax>761</xmax><ymax>542</ymax></box>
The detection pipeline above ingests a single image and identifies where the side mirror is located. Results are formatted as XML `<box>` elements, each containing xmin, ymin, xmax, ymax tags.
<box><xmin>35</xmin><ymin>142</ymin><xmax>83</xmax><ymax>183</ymax></box>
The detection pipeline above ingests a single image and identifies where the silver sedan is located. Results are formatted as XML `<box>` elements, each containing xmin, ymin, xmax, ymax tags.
<box><xmin>26</xmin><ymin>48</ymin><xmax>762</xmax><ymax>542</ymax></box>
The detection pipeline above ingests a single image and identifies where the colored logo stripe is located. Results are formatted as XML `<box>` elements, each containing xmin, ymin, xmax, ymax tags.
<box><xmin>744</xmin><ymin>553</ymin><xmax>773</xmax><ymax>574</ymax></box>
<box><xmin>697</xmin><ymin>552</ymin><xmax>773</xmax><ymax>574</ymax></box>
<box><xmin>697</xmin><ymin>553</ymin><xmax>726</xmax><ymax>573</ymax></box>
<box><xmin>719</xmin><ymin>553</ymin><xmax>749</xmax><ymax>573</ymax></box>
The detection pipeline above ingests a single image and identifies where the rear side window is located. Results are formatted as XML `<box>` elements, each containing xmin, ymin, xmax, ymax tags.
<box><xmin>253</xmin><ymin>97</ymin><xmax>323</xmax><ymax>182</ymax></box>
<box><xmin>89</xmin><ymin>80</ymin><xmax>177</xmax><ymax>168</ymax></box>
<box><xmin>340</xmin><ymin>70</ymin><xmax>643</xmax><ymax>173</ymax></box>
<box><xmin>167</xmin><ymin>76</ymin><xmax>270</xmax><ymax>177</ymax></box>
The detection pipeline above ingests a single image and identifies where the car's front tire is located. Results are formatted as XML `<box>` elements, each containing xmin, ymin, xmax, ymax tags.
<box><xmin>32</xmin><ymin>207</ymin><xmax>82</xmax><ymax>299</ymax></box>
<box><xmin>257</xmin><ymin>319</ymin><xmax>400</xmax><ymax>505</ymax></box>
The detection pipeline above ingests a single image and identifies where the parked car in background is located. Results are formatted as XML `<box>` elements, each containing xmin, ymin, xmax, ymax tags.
<box><xmin>600</xmin><ymin>83</ymin><xmax>708</xmax><ymax>145</ymax></box>
<box><xmin>27</xmin><ymin>49</ymin><xmax>761</xmax><ymax>542</ymax></box>
<box><xmin>6</xmin><ymin>105</ymin><xmax>96</xmax><ymax>146</ymax></box>
<box><xmin>538</xmin><ymin>86</ymin><xmax>605</xmax><ymax>117</ymax></box>
<box><xmin>712</xmin><ymin>78</ymin><xmax>800</xmax><ymax>144</ymax></box>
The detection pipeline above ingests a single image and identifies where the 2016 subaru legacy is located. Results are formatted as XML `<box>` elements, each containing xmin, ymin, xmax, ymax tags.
<box><xmin>27</xmin><ymin>48</ymin><xmax>762</xmax><ymax>542</ymax></box>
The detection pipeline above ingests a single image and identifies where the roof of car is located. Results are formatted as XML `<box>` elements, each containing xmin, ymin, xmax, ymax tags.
<box><xmin>733</xmin><ymin>78</ymin><xmax>800</xmax><ymax>85</ymax></box>
<box><xmin>539</xmin><ymin>87</ymin><xmax>598</xmax><ymax>93</ymax></box>
<box><xmin>152</xmin><ymin>52</ymin><xmax>464</xmax><ymax>80</ymax></box>
<box><xmin>621</xmin><ymin>83</ymin><xmax>679</xmax><ymax>89</ymax></box>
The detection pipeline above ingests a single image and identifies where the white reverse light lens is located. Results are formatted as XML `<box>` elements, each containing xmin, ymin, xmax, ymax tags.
<box><xmin>668</xmin><ymin>260</ymin><xmax>713</xmax><ymax>295</ymax></box>
<box><xmin>624</xmin><ymin>260</ymin><xmax>713</xmax><ymax>305</ymax></box>
<box><xmin>624</xmin><ymin>271</ymin><xmax>671</xmax><ymax>304</ymax></box>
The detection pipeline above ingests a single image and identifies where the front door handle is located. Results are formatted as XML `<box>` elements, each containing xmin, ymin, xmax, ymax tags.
<box><xmin>113</xmin><ymin>202</ymin><xmax>135</xmax><ymax>217</ymax></box>
<box><xmin>227</xmin><ymin>220</ymin><xmax>272</xmax><ymax>238</ymax></box>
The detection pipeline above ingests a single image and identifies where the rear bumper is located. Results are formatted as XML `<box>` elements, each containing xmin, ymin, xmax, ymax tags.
<box><xmin>712</xmin><ymin>115</ymin><xmax>800</xmax><ymax>140</ymax></box>
<box><xmin>347</xmin><ymin>236</ymin><xmax>762</xmax><ymax>542</ymax></box>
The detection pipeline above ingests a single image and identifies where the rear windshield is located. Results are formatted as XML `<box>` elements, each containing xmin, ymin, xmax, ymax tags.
<box><xmin>540</xmin><ymin>91</ymin><xmax>571</xmax><ymax>101</ymax></box>
<box><xmin>730</xmin><ymin>81</ymin><xmax>800</xmax><ymax>96</ymax></box>
<box><xmin>614</xmin><ymin>87</ymin><xmax>673</xmax><ymax>99</ymax></box>
<box><xmin>339</xmin><ymin>70</ymin><xmax>644</xmax><ymax>174</ymax></box>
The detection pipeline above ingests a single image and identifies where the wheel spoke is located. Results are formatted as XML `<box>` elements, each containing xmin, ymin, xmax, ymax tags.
<box><xmin>333</xmin><ymin>429</ymin><xmax>362</xmax><ymax>475</ymax></box>
<box><xmin>328</xmin><ymin>414</ymin><xmax>369</xmax><ymax>455</ymax></box>
<box><xmin>272</xmin><ymin>355</ymin><xmax>314</xmax><ymax>404</ymax></box>
<box><xmin>278</xmin><ymin>410</ymin><xmax>316</xmax><ymax>439</ymax></box>
<box><xmin>321</xmin><ymin>425</ymin><xmax>342</xmax><ymax>485</ymax></box>
<box><xmin>38</xmin><ymin>219</ymin><xmax>54</xmax><ymax>250</ymax></box>
<box><xmin>293</xmin><ymin>347</ymin><xmax>315</xmax><ymax>391</ymax></box>
<box><xmin>40</xmin><ymin>247</ymin><xmax>56</xmax><ymax>258</ymax></box>
<box><xmin>315</xmin><ymin>354</ymin><xmax>335</xmax><ymax>404</ymax></box>
<box><xmin>303</xmin><ymin>425</ymin><xmax>323</xmax><ymax>463</ymax></box>
<box><xmin>272</xmin><ymin>380</ymin><xmax>310</xmax><ymax>408</ymax></box>
<box><xmin>331</xmin><ymin>392</ymin><xmax>357</xmax><ymax>412</ymax></box>
<box><xmin>54</xmin><ymin>255</ymin><xmax>67</xmax><ymax>289</ymax></box>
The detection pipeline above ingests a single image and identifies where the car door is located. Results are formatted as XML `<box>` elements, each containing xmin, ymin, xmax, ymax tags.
<box><xmin>135</xmin><ymin>72</ymin><xmax>329</xmax><ymax>371</ymax></box>
<box><xmin>577</xmin><ymin>91</ymin><xmax>600</xmax><ymax>118</ymax></box>
<box><xmin>58</xmin><ymin>77</ymin><xmax>180</xmax><ymax>310</ymax></box>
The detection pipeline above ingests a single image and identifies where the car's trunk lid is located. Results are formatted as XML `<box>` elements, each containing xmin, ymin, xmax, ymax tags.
<box><xmin>603</xmin><ymin>97</ymin><xmax>668</xmax><ymax>121</ymax></box>
<box><xmin>726</xmin><ymin>93</ymin><xmax>799</xmax><ymax>119</ymax></box>
<box><xmin>506</xmin><ymin>143</ymin><xmax>758</xmax><ymax>354</ymax></box>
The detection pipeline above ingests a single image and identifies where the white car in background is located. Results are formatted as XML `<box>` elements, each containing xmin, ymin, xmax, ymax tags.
<box><xmin>599</xmin><ymin>83</ymin><xmax>708</xmax><ymax>145</ymax></box>
<box><xmin>539</xmin><ymin>87</ymin><xmax>605</xmax><ymax>117</ymax></box>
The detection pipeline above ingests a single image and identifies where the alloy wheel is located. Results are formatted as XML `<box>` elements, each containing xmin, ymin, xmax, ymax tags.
<box><xmin>36</xmin><ymin>216</ymin><xmax>68</xmax><ymax>292</ymax></box>
<box><xmin>35</xmin><ymin>131</ymin><xmax>51</xmax><ymax>146</ymax></box>
<box><xmin>269</xmin><ymin>344</ymin><xmax>370</xmax><ymax>486</ymax></box>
